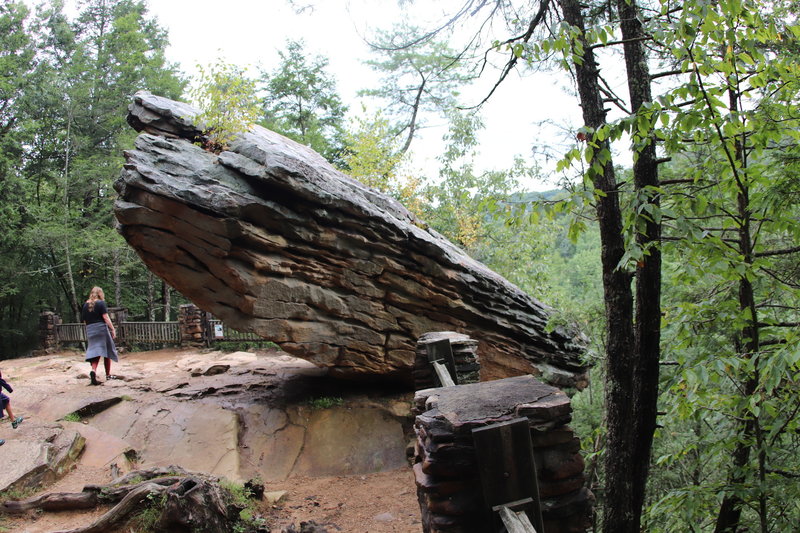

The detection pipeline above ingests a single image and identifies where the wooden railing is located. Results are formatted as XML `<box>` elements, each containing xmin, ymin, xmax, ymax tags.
<box><xmin>56</xmin><ymin>320</ymin><xmax>268</xmax><ymax>346</ymax></box>
<box><xmin>57</xmin><ymin>323</ymin><xmax>88</xmax><ymax>343</ymax></box>
<box><xmin>120</xmin><ymin>322</ymin><xmax>180</xmax><ymax>344</ymax></box>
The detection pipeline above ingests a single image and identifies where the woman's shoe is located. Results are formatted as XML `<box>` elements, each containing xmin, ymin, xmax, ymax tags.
<box><xmin>11</xmin><ymin>416</ymin><xmax>23</xmax><ymax>429</ymax></box>
<box><xmin>90</xmin><ymin>370</ymin><xmax>99</xmax><ymax>386</ymax></box>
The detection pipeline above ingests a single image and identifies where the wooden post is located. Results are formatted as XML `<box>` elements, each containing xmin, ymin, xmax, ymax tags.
<box><xmin>426</xmin><ymin>338</ymin><xmax>458</xmax><ymax>386</ymax></box>
<box><xmin>431</xmin><ymin>361</ymin><xmax>455</xmax><ymax>387</ymax></box>
<box><xmin>472</xmin><ymin>417</ymin><xmax>544</xmax><ymax>533</ymax></box>
<box><xmin>497</xmin><ymin>504</ymin><xmax>539</xmax><ymax>533</ymax></box>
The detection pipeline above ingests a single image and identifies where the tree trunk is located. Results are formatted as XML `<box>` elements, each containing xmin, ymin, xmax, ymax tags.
<box><xmin>146</xmin><ymin>270</ymin><xmax>156</xmax><ymax>321</ymax></box>
<box><xmin>2</xmin><ymin>467</ymin><xmax>238</xmax><ymax>533</ymax></box>
<box><xmin>617</xmin><ymin>0</ymin><xmax>662</xmax><ymax>527</ymax></box>
<box><xmin>62</xmin><ymin>104</ymin><xmax>81</xmax><ymax>322</ymax></box>
<box><xmin>714</xmin><ymin>89</ymin><xmax>764</xmax><ymax>532</ymax></box>
<box><xmin>113</xmin><ymin>248</ymin><xmax>121</xmax><ymax>308</ymax></box>
<box><xmin>558</xmin><ymin>0</ymin><xmax>663</xmax><ymax>530</ymax></box>
<box><xmin>161</xmin><ymin>280</ymin><xmax>171</xmax><ymax>321</ymax></box>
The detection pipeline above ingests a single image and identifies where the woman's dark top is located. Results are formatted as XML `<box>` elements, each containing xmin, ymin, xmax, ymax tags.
<box><xmin>81</xmin><ymin>300</ymin><xmax>108</xmax><ymax>325</ymax></box>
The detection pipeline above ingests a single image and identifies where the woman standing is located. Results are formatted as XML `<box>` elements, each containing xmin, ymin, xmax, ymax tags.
<box><xmin>82</xmin><ymin>286</ymin><xmax>119</xmax><ymax>385</ymax></box>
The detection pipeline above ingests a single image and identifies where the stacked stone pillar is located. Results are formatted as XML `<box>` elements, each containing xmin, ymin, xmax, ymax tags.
<box><xmin>39</xmin><ymin>311</ymin><xmax>61</xmax><ymax>353</ymax></box>
<box><xmin>179</xmin><ymin>304</ymin><xmax>207</xmax><ymax>346</ymax></box>
<box><xmin>414</xmin><ymin>332</ymin><xmax>481</xmax><ymax>389</ymax></box>
<box><xmin>413</xmin><ymin>375</ymin><xmax>593</xmax><ymax>533</ymax></box>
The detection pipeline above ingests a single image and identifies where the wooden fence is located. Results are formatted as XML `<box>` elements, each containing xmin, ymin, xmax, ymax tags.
<box><xmin>56</xmin><ymin>320</ymin><xmax>267</xmax><ymax>347</ymax></box>
<box><xmin>121</xmin><ymin>322</ymin><xmax>181</xmax><ymax>344</ymax></box>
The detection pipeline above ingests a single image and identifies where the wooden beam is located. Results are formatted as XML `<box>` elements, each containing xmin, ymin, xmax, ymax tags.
<box><xmin>432</xmin><ymin>361</ymin><xmax>455</xmax><ymax>387</ymax></box>
<box><xmin>498</xmin><ymin>505</ymin><xmax>539</xmax><ymax>533</ymax></box>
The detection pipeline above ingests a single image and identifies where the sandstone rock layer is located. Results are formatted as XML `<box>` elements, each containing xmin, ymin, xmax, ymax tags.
<box><xmin>115</xmin><ymin>91</ymin><xmax>588</xmax><ymax>386</ymax></box>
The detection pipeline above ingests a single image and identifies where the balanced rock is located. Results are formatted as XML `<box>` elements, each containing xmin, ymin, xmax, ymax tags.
<box><xmin>115</xmin><ymin>91</ymin><xmax>588</xmax><ymax>386</ymax></box>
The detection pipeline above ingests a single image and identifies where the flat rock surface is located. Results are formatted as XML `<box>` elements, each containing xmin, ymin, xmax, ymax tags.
<box><xmin>416</xmin><ymin>375</ymin><xmax>569</xmax><ymax>428</ymax></box>
<box><xmin>0</xmin><ymin>348</ymin><xmax>420</xmax><ymax>532</ymax></box>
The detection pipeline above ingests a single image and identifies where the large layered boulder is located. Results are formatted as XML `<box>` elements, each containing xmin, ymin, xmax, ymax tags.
<box><xmin>114</xmin><ymin>91</ymin><xmax>588</xmax><ymax>387</ymax></box>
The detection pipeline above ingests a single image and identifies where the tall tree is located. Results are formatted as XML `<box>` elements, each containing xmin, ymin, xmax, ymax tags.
<box><xmin>645</xmin><ymin>2</ymin><xmax>800</xmax><ymax>530</ymax></box>
<box><xmin>1</xmin><ymin>0</ymin><xmax>184</xmax><ymax>348</ymax></box>
<box><xmin>259</xmin><ymin>39</ymin><xmax>348</xmax><ymax>164</ymax></box>
<box><xmin>373</xmin><ymin>2</ymin><xmax>660</xmax><ymax>531</ymax></box>
<box><xmin>361</xmin><ymin>24</ymin><xmax>474</xmax><ymax>154</ymax></box>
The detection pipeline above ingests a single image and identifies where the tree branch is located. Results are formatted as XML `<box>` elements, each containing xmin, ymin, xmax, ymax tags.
<box><xmin>755</xmin><ymin>246</ymin><xmax>800</xmax><ymax>258</ymax></box>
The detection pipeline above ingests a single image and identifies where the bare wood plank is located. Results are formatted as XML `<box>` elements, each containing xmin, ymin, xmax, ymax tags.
<box><xmin>432</xmin><ymin>361</ymin><xmax>455</xmax><ymax>387</ymax></box>
<box><xmin>498</xmin><ymin>506</ymin><xmax>538</xmax><ymax>533</ymax></box>
<box><xmin>426</xmin><ymin>339</ymin><xmax>458</xmax><ymax>384</ymax></box>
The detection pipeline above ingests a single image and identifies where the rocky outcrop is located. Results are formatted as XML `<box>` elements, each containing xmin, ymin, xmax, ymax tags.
<box><xmin>0</xmin><ymin>423</ymin><xmax>85</xmax><ymax>496</ymax></box>
<box><xmin>115</xmin><ymin>91</ymin><xmax>588</xmax><ymax>387</ymax></box>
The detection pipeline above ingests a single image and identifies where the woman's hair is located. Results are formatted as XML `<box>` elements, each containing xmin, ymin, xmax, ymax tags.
<box><xmin>86</xmin><ymin>286</ymin><xmax>105</xmax><ymax>312</ymax></box>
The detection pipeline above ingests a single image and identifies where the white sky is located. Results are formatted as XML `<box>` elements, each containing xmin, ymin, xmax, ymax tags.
<box><xmin>144</xmin><ymin>0</ymin><xmax>583</xmax><ymax>190</ymax></box>
<box><xmin>32</xmin><ymin>0</ymin><xmax>584</xmax><ymax>190</ymax></box>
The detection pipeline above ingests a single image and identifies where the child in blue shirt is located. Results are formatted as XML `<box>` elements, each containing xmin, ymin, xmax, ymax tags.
<box><xmin>0</xmin><ymin>370</ymin><xmax>23</xmax><ymax>445</ymax></box>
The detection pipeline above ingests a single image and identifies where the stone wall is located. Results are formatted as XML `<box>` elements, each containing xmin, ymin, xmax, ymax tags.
<box><xmin>413</xmin><ymin>375</ymin><xmax>593</xmax><ymax>533</ymax></box>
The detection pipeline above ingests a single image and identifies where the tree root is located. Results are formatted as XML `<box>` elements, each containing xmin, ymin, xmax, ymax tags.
<box><xmin>51</xmin><ymin>482</ymin><xmax>169</xmax><ymax>533</ymax></box>
<box><xmin>1</xmin><ymin>465</ymin><xmax>239</xmax><ymax>533</ymax></box>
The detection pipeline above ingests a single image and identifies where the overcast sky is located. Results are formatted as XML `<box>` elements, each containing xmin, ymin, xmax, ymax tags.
<box><xmin>24</xmin><ymin>0</ymin><xmax>584</xmax><ymax>189</ymax></box>
<box><xmin>142</xmin><ymin>0</ymin><xmax>586</xmax><ymax>189</ymax></box>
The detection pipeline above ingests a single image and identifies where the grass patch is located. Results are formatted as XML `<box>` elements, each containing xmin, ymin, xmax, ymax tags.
<box><xmin>62</xmin><ymin>412</ymin><xmax>81</xmax><ymax>423</ymax></box>
<box><xmin>220</xmin><ymin>479</ymin><xmax>267</xmax><ymax>533</ymax></box>
<box><xmin>306</xmin><ymin>396</ymin><xmax>344</xmax><ymax>409</ymax></box>
<box><xmin>126</xmin><ymin>491</ymin><xmax>166</xmax><ymax>532</ymax></box>
<box><xmin>1</xmin><ymin>485</ymin><xmax>37</xmax><ymax>501</ymax></box>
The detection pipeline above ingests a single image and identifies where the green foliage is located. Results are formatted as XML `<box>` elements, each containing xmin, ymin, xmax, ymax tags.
<box><xmin>62</xmin><ymin>412</ymin><xmax>81</xmax><ymax>422</ymax></box>
<box><xmin>306</xmin><ymin>396</ymin><xmax>344</xmax><ymax>409</ymax></box>
<box><xmin>189</xmin><ymin>59</ymin><xmax>259</xmax><ymax>152</ymax></box>
<box><xmin>0</xmin><ymin>0</ymin><xmax>186</xmax><ymax>353</ymax></box>
<box><xmin>0</xmin><ymin>485</ymin><xmax>36</xmax><ymax>501</ymax></box>
<box><xmin>629</xmin><ymin>1</ymin><xmax>800</xmax><ymax>530</ymax></box>
<box><xmin>220</xmin><ymin>479</ymin><xmax>268</xmax><ymax>532</ymax></box>
<box><xmin>340</xmin><ymin>106</ymin><xmax>426</xmax><ymax>215</ymax></box>
<box><xmin>126</xmin><ymin>491</ymin><xmax>166</xmax><ymax>532</ymax></box>
<box><xmin>259</xmin><ymin>39</ymin><xmax>348</xmax><ymax>164</ymax></box>
<box><xmin>361</xmin><ymin>23</ymin><xmax>474</xmax><ymax>153</ymax></box>
<box><xmin>341</xmin><ymin>107</ymin><xmax>405</xmax><ymax>191</ymax></box>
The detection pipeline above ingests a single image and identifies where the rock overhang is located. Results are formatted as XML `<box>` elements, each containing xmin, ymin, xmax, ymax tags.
<box><xmin>114</xmin><ymin>91</ymin><xmax>589</xmax><ymax>388</ymax></box>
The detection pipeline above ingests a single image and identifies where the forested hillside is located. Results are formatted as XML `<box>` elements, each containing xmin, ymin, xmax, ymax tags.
<box><xmin>1</xmin><ymin>1</ymin><xmax>185</xmax><ymax>356</ymax></box>
<box><xmin>1</xmin><ymin>1</ymin><xmax>798</xmax><ymax>532</ymax></box>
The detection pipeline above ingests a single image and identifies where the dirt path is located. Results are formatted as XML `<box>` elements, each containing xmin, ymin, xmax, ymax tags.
<box><xmin>0</xmin><ymin>348</ymin><xmax>423</xmax><ymax>533</ymax></box>
<box><xmin>1</xmin><ymin>462</ymin><xmax>421</xmax><ymax>533</ymax></box>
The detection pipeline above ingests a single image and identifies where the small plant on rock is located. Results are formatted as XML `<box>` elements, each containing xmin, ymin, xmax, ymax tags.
<box><xmin>220</xmin><ymin>479</ymin><xmax>268</xmax><ymax>533</ymax></box>
<box><xmin>189</xmin><ymin>59</ymin><xmax>260</xmax><ymax>153</ymax></box>
<box><xmin>126</xmin><ymin>491</ymin><xmax>167</xmax><ymax>532</ymax></box>
<box><xmin>307</xmin><ymin>396</ymin><xmax>344</xmax><ymax>409</ymax></box>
